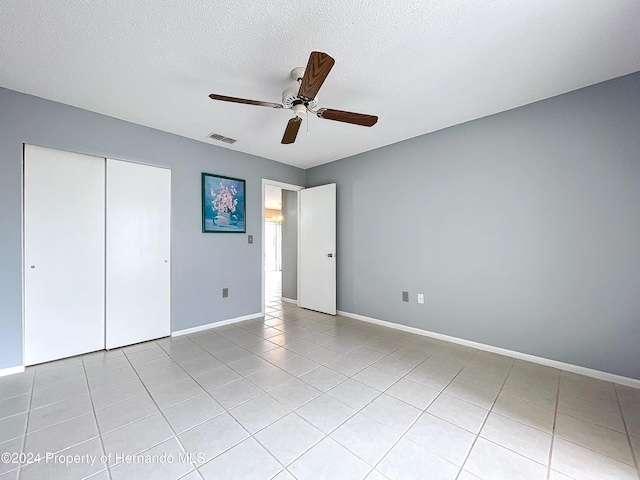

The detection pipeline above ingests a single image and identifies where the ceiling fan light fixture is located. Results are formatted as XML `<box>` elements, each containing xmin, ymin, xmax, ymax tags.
<box><xmin>292</xmin><ymin>104</ymin><xmax>306</xmax><ymax>118</ymax></box>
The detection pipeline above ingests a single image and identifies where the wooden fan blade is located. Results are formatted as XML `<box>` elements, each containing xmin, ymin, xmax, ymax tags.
<box><xmin>316</xmin><ymin>108</ymin><xmax>378</xmax><ymax>127</ymax></box>
<box><xmin>298</xmin><ymin>52</ymin><xmax>335</xmax><ymax>101</ymax></box>
<box><xmin>281</xmin><ymin>117</ymin><xmax>302</xmax><ymax>144</ymax></box>
<box><xmin>209</xmin><ymin>93</ymin><xmax>283</xmax><ymax>109</ymax></box>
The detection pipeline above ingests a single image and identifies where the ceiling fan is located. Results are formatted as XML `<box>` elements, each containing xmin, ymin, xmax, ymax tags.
<box><xmin>209</xmin><ymin>51</ymin><xmax>378</xmax><ymax>144</ymax></box>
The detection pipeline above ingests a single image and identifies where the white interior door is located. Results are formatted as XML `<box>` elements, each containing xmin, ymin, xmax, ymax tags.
<box><xmin>24</xmin><ymin>145</ymin><xmax>105</xmax><ymax>365</ymax></box>
<box><xmin>299</xmin><ymin>183</ymin><xmax>336</xmax><ymax>314</ymax></box>
<box><xmin>106</xmin><ymin>159</ymin><xmax>171</xmax><ymax>349</ymax></box>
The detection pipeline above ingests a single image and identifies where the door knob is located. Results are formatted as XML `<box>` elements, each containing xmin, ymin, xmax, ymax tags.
<box><xmin>327</xmin><ymin>253</ymin><xmax>333</xmax><ymax>258</ymax></box>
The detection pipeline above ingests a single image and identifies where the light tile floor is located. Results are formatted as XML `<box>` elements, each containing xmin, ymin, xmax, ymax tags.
<box><xmin>1</xmin><ymin>272</ymin><xmax>639</xmax><ymax>479</ymax></box>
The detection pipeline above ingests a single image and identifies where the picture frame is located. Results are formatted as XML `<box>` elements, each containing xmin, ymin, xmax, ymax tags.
<box><xmin>202</xmin><ymin>173</ymin><xmax>246</xmax><ymax>233</ymax></box>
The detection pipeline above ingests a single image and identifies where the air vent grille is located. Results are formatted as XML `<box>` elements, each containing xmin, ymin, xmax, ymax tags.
<box><xmin>208</xmin><ymin>133</ymin><xmax>236</xmax><ymax>144</ymax></box>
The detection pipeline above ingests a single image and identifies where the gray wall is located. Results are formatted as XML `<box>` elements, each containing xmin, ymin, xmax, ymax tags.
<box><xmin>307</xmin><ymin>72</ymin><xmax>640</xmax><ymax>380</ymax></box>
<box><xmin>0</xmin><ymin>87</ymin><xmax>305</xmax><ymax>370</ymax></box>
<box><xmin>281</xmin><ymin>190</ymin><xmax>298</xmax><ymax>300</ymax></box>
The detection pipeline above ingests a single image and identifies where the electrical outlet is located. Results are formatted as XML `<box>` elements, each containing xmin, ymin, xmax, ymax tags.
<box><xmin>417</xmin><ymin>293</ymin><xmax>424</xmax><ymax>304</ymax></box>
<box><xmin>402</xmin><ymin>291</ymin><xmax>409</xmax><ymax>302</ymax></box>
<box><xmin>248</xmin><ymin>235</ymin><xmax>253</xmax><ymax>244</ymax></box>
<box><xmin>222</xmin><ymin>288</ymin><xmax>229</xmax><ymax>298</ymax></box>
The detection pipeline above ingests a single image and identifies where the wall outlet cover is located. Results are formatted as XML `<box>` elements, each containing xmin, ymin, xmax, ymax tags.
<box><xmin>402</xmin><ymin>291</ymin><xmax>409</xmax><ymax>302</ymax></box>
<box><xmin>248</xmin><ymin>235</ymin><xmax>253</xmax><ymax>244</ymax></box>
<box><xmin>222</xmin><ymin>288</ymin><xmax>229</xmax><ymax>298</ymax></box>
<box><xmin>417</xmin><ymin>293</ymin><xmax>424</xmax><ymax>304</ymax></box>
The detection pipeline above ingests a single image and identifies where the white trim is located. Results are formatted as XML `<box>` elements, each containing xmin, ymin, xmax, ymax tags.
<box><xmin>0</xmin><ymin>365</ymin><xmax>26</xmax><ymax>378</ymax></box>
<box><xmin>171</xmin><ymin>312</ymin><xmax>263</xmax><ymax>337</ymax></box>
<box><xmin>22</xmin><ymin>144</ymin><xmax>26</xmax><ymax>367</ymax></box>
<box><xmin>261</xmin><ymin>179</ymin><xmax>304</xmax><ymax>317</ymax></box>
<box><xmin>24</xmin><ymin>142</ymin><xmax>172</xmax><ymax>170</ymax></box>
<box><xmin>296</xmin><ymin>190</ymin><xmax>301</xmax><ymax>311</ymax></box>
<box><xmin>281</xmin><ymin>297</ymin><xmax>298</xmax><ymax>305</ymax></box>
<box><xmin>262</xmin><ymin>180</ymin><xmax>305</xmax><ymax>191</ymax></box>
<box><xmin>338</xmin><ymin>310</ymin><xmax>640</xmax><ymax>389</ymax></box>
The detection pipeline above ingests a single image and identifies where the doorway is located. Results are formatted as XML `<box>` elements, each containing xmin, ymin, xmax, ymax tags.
<box><xmin>264</xmin><ymin>184</ymin><xmax>283</xmax><ymax>305</ymax></box>
<box><xmin>261</xmin><ymin>180</ymin><xmax>303</xmax><ymax>314</ymax></box>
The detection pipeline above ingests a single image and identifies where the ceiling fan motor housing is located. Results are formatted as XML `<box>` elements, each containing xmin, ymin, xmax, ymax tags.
<box><xmin>282</xmin><ymin>68</ymin><xmax>318</xmax><ymax>111</ymax></box>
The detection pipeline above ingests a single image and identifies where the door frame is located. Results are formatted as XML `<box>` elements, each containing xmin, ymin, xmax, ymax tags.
<box><xmin>261</xmin><ymin>179</ymin><xmax>304</xmax><ymax>314</ymax></box>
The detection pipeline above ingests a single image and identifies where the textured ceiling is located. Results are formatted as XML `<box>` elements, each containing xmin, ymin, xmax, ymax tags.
<box><xmin>1</xmin><ymin>1</ymin><xmax>639</xmax><ymax>168</ymax></box>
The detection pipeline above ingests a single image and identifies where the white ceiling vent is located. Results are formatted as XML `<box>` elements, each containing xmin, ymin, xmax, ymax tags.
<box><xmin>208</xmin><ymin>133</ymin><xmax>236</xmax><ymax>144</ymax></box>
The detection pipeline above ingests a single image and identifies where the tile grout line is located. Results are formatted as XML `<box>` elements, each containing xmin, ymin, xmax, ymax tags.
<box><xmin>13</xmin><ymin>296</ymin><xmax>640</xmax><ymax>480</ymax></box>
<box><xmin>545</xmin><ymin>369</ymin><xmax>562</xmax><ymax>480</ymax></box>
<box><xmin>119</xmin><ymin>342</ymin><xmax>202</xmax><ymax>478</ymax></box>
<box><xmin>453</xmin><ymin>356</ymin><xmax>516</xmax><ymax>480</ymax></box>
<box><xmin>551</xmin><ymin>379</ymin><xmax>639</xmax><ymax>471</ymax></box>
<box><xmin>256</xmin><ymin>296</ymin><xmax>324</xmax><ymax>479</ymax></box>
<box><xmin>250</xmin><ymin>411</ymin><xmax>324</xmax><ymax>474</ymax></box>
<box><xmin>20</xmin><ymin>312</ymin><xmax>364</xmax><ymax>479</ymax></box>
<box><xmin>33</xmin><ymin>334</ymin><xmax>624</xmax><ymax>480</ymax></box>
<box><xmin>180</xmin><ymin>308</ymin><xmax>303</xmax><ymax>476</ymax></box>
<box><xmin>225</xmin><ymin>314</ymin><xmax>446</xmax><ymax>476</ymax></box>
<box><xmin>15</xmin><ymin>368</ymin><xmax>36</xmax><ymax>480</ymax></box>
<box><xmin>18</xmin><ymin>364</ymin><xmax>109</xmax><ymax>478</ymax></box>
<box><xmin>613</xmin><ymin>384</ymin><xmax>640</xmax><ymax>475</ymax></box>
<box><xmin>18</xmin><ymin>374</ymin><xmax>89</xmax><ymax>413</ymax></box>
<box><xmin>81</xmin><ymin>356</ymin><xmax>113</xmax><ymax>480</ymax></box>
<box><xmin>131</xmin><ymin>336</ymin><xmax>292</xmax><ymax>478</ymax></box>
<box><xmin>363</xmin><ymin>345</ymin><xmax>473</xmax><ymax>478</ymax></box>
<box><xmin>251</xmin><ymin>374</ymin><xmax>388</xmax><ymax>476</ymax></box>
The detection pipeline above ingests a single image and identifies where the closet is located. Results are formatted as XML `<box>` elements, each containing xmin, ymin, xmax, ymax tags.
<box><xmin>23</xmin><ymin>145</ymin><xmax>171</xmax><ymax>365</ymax></box>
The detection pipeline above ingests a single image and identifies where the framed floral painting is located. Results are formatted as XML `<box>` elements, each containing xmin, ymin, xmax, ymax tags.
<box><xmin>202</xmin><ymin>173</ymin><xmax>246</xmax><ymax>233</ymax></box>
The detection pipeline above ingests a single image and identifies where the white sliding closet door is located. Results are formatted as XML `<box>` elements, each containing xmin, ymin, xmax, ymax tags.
<box><xmin>24</xmin><ymin>145</ymin><xmax>105</xmax><ymax>365</ymax></box>
<box><xmin>106</xmin><ymin>159</ymin><xmax>171</xmax><ymax>349</ymax></box>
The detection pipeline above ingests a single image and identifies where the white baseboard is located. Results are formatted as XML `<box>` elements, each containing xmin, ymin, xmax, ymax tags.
<box><xmin>0</xmin><ymin>365</ymin><xmax>26</xmax><ymax>378</ymax></box>
<box><xmin>172</xmin><ymin>312</ymin><xmax>263</xmax><ymax>337</ymax></box>
<box><xmin>281</xmin><ymin>297</ymin><xmax>298</xmax><ymax>305</ymax></box>
<box><xmin>337</xmin><ymin>310</ymin><xmax>640</xmax><ymax>390</ymax></box>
